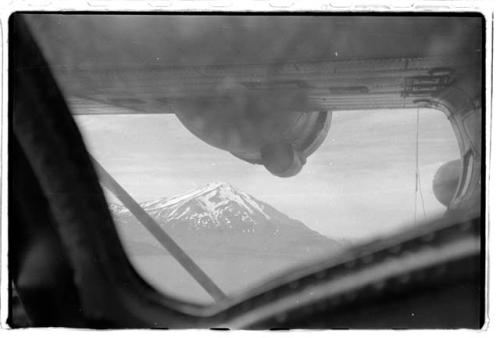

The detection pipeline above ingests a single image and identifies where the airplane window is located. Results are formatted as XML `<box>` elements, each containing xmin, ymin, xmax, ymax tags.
<box><xmin>21</xmin><ymin>14</ymin><xmax>479</xmax><ymax>308</ymax></box>
<box><xmin>73</xmin><ymin>105</ymin><xmax>460</xmax><ymax>304</ymax></box>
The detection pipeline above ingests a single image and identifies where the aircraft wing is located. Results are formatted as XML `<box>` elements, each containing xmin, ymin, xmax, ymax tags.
<box><xmin>60</xmin><ymin>56</ymin><xmax>478</xmax><ymax>115</ymax></box>
<box><xmin>23</xmin><ymin>15</ymin><xmax>482</xmax><ymax>116</ymax></box>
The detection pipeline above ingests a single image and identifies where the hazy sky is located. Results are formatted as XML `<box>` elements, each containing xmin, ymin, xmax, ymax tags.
<box><xmin>75</xmin><ymin>105</ymin><xmax>459</xmax><ymax>241</ymax></box>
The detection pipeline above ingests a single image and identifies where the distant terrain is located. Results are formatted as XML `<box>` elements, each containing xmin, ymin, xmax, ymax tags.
<box><xmin>110</xmin><ymin>182</ymin><xmax>349</xmax><ymax>302</ymax></box>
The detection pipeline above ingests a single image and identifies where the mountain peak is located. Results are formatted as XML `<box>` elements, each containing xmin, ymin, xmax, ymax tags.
<box><xmin>111</xmin><ymin>182</ymin><xmax>346</xmax><ymax>258</ymax></box>
<box><xmin>202</xmin><ymin>181</ymin><xmax>234</xmax><ymax>191</ymax></box>
<box><xmin>129</xmin><ymin>181</ymin><xmax>276</xmax><ymax>230</ymax></box>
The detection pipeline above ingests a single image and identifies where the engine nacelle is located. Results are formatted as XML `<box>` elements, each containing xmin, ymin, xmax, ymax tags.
<box><xmin>174</xmin><ymin>88</ymin><xmax>331</xmax><ymax>177</ymax></box>
<box><xmin>432</xmin><ymin>159</ymin><xmax>462</xmax><ymax>207</ymax></box>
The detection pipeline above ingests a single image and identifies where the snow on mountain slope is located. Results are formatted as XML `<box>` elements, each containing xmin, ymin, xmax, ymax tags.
<box><xmin>140</xmin><ymin>182</ymin><xmax>271</xmax><ymax>229</ymax></box>
<box><xmin>111</xmin><ymin>182</ymin><xmax>345</xmax><ymax>256</ymax></box>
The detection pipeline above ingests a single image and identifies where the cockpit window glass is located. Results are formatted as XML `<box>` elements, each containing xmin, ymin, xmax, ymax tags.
<box><xmin>74</xmin><ymin>106</ymin><xmax>459</xmax><ymax>304</ymax></box>
<box><xmin>23</xmin><ymin>14</ymin><xmax>478</xmax><ymax>305</ymax></box>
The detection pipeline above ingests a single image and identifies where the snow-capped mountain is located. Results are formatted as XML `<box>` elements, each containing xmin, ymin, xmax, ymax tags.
<box><xmin>111</xmin><ymin>182</ymin><xmax>345</xmax><ymax>257</ymax></box>
<box><xmin>114</xmin><ymin>182</ymin><xmax>271</xmax><ymax>230</ymax></box>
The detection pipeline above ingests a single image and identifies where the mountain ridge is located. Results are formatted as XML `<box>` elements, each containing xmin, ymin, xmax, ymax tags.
<box><xmin>111</xmin><ymin>182</ymin><xmax>346</xmax><ymax>257</ymax></box>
